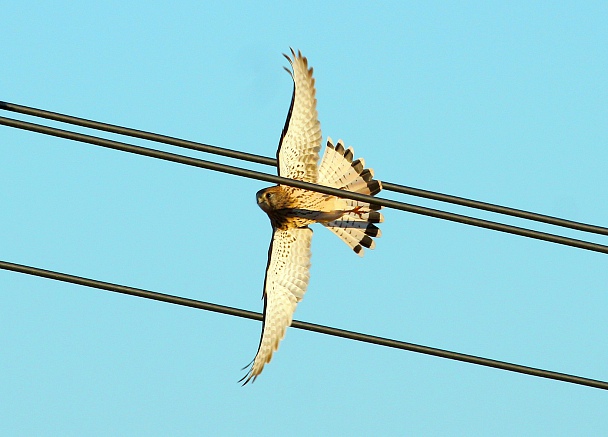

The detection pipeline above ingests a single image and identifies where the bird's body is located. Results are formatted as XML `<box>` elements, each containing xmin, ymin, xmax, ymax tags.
<box><xmin>241</xmin><ymin>49</ymin><xmax>383</xmax><ymax>384</ymax></box>
<box><xmin>256</xmin><ymin>186</ymin><xmax>348</xmax><ymax>230</ymax></box>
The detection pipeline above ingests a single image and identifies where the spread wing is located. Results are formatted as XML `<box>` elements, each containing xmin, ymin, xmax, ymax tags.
<box><xmin>241</xmin><ymin>227</ymin><xmax>313</xmax><ymax>384</ymax></box>
<box><xmin>277</xmin><ymin>49</ymin><xmax>322</xmax><ymax>182</ymax></box>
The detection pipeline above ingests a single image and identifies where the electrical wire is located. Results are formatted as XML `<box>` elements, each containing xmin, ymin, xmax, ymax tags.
<box><xmin>2</xmin><ymin>100</ymin><xmax>607</xmax><ymax>236</ymax></box>
<box><xmin>1</xmin><ymin>259</ymin><xmax>606</xmax><ymax>390</ymax></box>
<box><xmin>2</xmin><ymin>115</ymin><xmax>608</xmax><ymax>255</ymax></box>
<box><xmin>1</xmin><ymin>104</ymin><xmax>606</xmax><ymax>390</ymax></box>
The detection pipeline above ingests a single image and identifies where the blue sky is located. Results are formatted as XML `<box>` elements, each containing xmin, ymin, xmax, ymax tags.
<box><xmin>1</xmin><ymin>1</ymin><xmax>607</xmax><ymax>435</ymax></box>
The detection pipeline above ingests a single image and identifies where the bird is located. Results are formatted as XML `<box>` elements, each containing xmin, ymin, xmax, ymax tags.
<box><xmin>240</xmin><ymin>49</ymin><xmax>383</xmax><ymax>384</ymax></box>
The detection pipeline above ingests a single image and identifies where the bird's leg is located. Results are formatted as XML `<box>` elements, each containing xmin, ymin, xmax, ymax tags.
<box><xmin>346</xmin><ymin>205</ymin><xmax>365</xmax><ymax>219</ymax></box>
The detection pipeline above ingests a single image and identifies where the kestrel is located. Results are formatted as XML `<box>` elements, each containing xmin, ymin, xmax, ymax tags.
<box><xmin>241</xmin><ymin>49</ymin><xmax>383</xmax><ymax>384</ymax></box>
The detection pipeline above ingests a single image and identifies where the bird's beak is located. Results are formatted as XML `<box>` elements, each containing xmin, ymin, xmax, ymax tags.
<box><xmin>258</xmin><ymin>199</ymin><xmax>270</xmax><ymax>213</ymax></box>
<box><xmin>256</xmin><ymin>192</ymin><xmax>270</xmax><ymax>213</ymax></box>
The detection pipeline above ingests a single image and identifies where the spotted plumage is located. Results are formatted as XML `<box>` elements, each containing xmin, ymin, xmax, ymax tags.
<box><xmin>241</xmin><ymin>49</ymin><xmax>383</xmax><ymax>384</ymax></box>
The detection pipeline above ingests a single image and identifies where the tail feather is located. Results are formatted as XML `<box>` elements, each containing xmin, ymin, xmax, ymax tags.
<box><xmin>324</xmin><ymin>224</ymin><xmax>372</xmax><ymax>256</ymax></box>
<box><xmin>343</xmin><ymin>177</ymin><xmax>382</xmax><ymax>196</ymax></box>
<box><xmin>317</xmin><ymin>138</ymin><xmax>384</xmax><ymax>256</ymax></box>
<box><xmin>319</xmin><ymin>139</ymin><xmax>359</xmax><ymax>188</ymax></box>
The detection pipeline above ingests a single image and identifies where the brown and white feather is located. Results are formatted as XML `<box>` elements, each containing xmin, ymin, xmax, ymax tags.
<box><xmin>241</xmin><ymin>227</ymin><xmax>312</xmax><ymax>384</ymax></box>
<box><xmin>318</xmin><ymin>138</ymin><xmax>383</xmax><ymax>256</ymax></box>
<box><xmin>277</xmin><ymin>49</ymin><xmax>322</xmax><ymax>182</ymax></box>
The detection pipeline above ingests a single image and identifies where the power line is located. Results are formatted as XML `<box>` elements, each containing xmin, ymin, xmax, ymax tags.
<box><xmin>2</xmin><ymin>115</ymin><xmax>608</xmax><ymax>255</ymax></box>
<box><xmin>1</xmin><ymin>104</ymin><xmax>606</xmax><ymax>391</ymax></box>
<box><xmin>1</xmin><ymin>259</ymin><xmax>606</xmax><ymax>390</ymax></box>
<box><xmin>2</xmin><ymin>100</ymin><xmax>607</xmax><ymax>237</ymax></box>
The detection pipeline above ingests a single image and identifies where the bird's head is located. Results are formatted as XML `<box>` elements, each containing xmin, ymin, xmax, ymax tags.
<box><xmin>256</xmin><ymin>186</ymin><xmax>281</xmax><ymax>214</ymax></box>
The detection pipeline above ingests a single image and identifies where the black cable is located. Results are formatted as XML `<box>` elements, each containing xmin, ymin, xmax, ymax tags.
<box><xmin>2</xmin><ymin>115</ymin><xmax>608</xmax><ymax>255</ymax></box>
<box><xmin>0</xmin><ymin>101</ymin><xmax>274</xmax><ymax>165</ymax></box>
<box><xmin>1</xmin><ymin>259</ymin><xmax>606</xmax><ymax>390</ymax></box>
<box><xmin>381</xmin><ymin>182</ymin><xmax>608</xmax><ymax>236</ymax></box>
<box><xmin>2</xmin><ymin>100</ymin><xmax>607</xmax><ymax>236</ymax></box>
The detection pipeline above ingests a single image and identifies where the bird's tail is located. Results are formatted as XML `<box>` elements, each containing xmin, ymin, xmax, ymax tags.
<box><xmin>317</xmin><ymin>138</ymin><xmax>384</xmax><ymax>256</ymax></box>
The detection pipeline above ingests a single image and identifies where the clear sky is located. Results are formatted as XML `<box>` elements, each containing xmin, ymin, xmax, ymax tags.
<box><xmin>1</xmin><ymin>1</ymin><xmax>607</xmax><ymax>435</ymax></box>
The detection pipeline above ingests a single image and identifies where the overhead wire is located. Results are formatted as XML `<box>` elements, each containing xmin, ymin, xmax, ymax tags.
<box><xmin>2</xmin><ymin>100</ymin><xmax>608</xmax><ymax>237</ymax></box>
<box><xmin>1</xmin><ymin>103</ymin><xmax>607</xmax><ymax>390</ymax></box>
<box><xmin>1</xmin><ymin>259</ymin><xmax>606</xmax><ymax>390</ymax></box>
<box><xmin>2</xmin><ymin>115</ymin><xmax>608</xmax><ymax>255</ymax></box>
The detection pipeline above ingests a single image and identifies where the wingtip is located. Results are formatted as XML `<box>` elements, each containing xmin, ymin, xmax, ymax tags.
<box><xmin>239</xmin><ymin>373</ymin><xmax>256</xmax><ymax>386</ymax></box>
<box><xmin>284</xmin><ymin>48</ymin><xmax>314</xmax><ymax>77</ymax></box>
<box><xmin>239</xmin><ymin>361</ymin><xmax>259</xmax><ymax>386</ymax></box>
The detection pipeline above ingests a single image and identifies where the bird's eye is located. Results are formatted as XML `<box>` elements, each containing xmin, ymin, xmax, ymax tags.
<box><xmin>265</xmin><ymin>192</ymin><xmax>272</xmax><ymax>200</ymax></box>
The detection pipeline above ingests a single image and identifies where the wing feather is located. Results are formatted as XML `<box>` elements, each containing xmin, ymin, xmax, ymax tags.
<box><xmin>276</xmin><ymin>49</ymin><xmax>322</xmax><ymax>182</ymax></box>
<box><xmin>241</xmin><ymin>227</ymin><xmax>313</xmax><ymax>384</ymax></box>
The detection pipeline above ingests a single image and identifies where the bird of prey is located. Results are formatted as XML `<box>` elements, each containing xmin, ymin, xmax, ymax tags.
<box><xmin>241</xmin><ymin>49</ymin><xmax>383</xmax><ymax>384</ymax></box>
